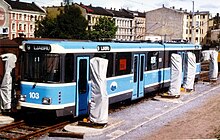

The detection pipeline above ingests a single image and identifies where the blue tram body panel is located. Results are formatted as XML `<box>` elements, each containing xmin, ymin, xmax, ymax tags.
<box><xmin>196</xmin><ymin>63</ymin><xmax>201</xmax><ymax>74</ymax></box>
<box><xmin>144</xmin><ymin>68</ymin><xmax>170</xmax><ymax>87</ymax></box>
<box><xmin>107</xmin><ymin>75</ymin><xmax>133</xmax><ymax>97</ymax></box>
<box><xmin>20</xmin><ymin>83</ymin><xmax>76</xmax><ymax>108</ymax></box>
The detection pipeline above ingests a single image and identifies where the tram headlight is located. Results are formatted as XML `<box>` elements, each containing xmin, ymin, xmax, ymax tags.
<box><xmin>20</xmin><ymin>95</ymin><xmax>26</xmax><ymax>102</ymax></box>
<box><xmin>42</xmin><ymin>97</ymin><xmax>52</xmax><ymax>105</ymax></box>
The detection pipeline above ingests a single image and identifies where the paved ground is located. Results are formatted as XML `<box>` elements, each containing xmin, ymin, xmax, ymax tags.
<box><xmin>1</xmin><ymin>79</ymin><xmax>220</xmax><ymax>140</ymax></box>
<box><xmin>59</xmin><ymin>79</ymin><xmax>220</xmax><ymax>140</ymax></box>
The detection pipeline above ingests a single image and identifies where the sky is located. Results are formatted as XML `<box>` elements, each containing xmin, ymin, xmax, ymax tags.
<box><xmin>21</xmin><ymin>0</ymin><xmax>220</xmax><ymax>16</ymax></box>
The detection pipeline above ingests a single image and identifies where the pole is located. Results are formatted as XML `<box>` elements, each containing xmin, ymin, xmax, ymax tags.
<box><xmin>192</xmin><ymin>1</ymin><xmax>194</xmax><ymax>44</ymax></box>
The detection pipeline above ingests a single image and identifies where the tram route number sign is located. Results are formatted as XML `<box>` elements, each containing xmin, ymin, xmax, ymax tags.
<box><xmin>25</xmin><ymin>44</ymin><xmax>51</xmax><ymax>52</ymax></box>
<box><xmin>97</xmin><ymin>45</ymin><xmax>111</xmax><ymax>51</ymax></box>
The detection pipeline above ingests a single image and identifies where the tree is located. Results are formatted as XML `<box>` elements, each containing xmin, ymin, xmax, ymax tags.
<box><xmin>35</xmin><ymin>16</ymin><xmax>59</xmax><ymax>38</ymax></box>
<box><xmin>56</xmin><ymin>6</ymin><xmax>88</xmax><ymax>39</ymax></box>
<box><xmin>89</xmin><ymin>17</ymin><xmax>117</xmax><ymax>41</ymax></box>
<box><xmin>35</xmin><ymin>5</ymin><xmax>88</xmax><ymax>39</ymax></box>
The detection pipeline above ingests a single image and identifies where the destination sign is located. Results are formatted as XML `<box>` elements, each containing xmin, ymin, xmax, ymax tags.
<box><xmin>25</xmin><ymin>44</ymin><xmax>51</xmax><ymax>52</ymax></box>
<box><xmin>97</xmin><ymin>45</ymin><xmax>111</xmax><ymax>51</ymax></box>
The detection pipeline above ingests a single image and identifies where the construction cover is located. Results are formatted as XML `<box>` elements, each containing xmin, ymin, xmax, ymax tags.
<box><xmin>89</xmin><ymin>57</ymin><xmax>109</xmax><ymax>124</ymax></box>
<box><xmin>168</xmin><ymin>53</ymin><xmax>182</xmax><ymax>95</ymax></box>
<box><xmin>183</xmin><ymin>52</ymin><xmax>196</xmax><ymax>90</ymax></box>
<box><xmin>0</xmin><ymin>53</ymin><xmax>17</xmax><ymax>110</ymax></box>
<box><xmin>202</xmin><ymin>50</ymin><xmax>211</xmax><ymax>61</ymax></box>
<box><xmin>209</xmin><ymin>50</ymin><xmax>218</xmax><ymax>80</ymax></box>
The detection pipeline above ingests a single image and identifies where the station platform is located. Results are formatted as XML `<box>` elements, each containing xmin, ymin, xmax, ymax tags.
<box><xmin>64</xmin><ymin>117</ymin><xmax>124</xmax><ymax>137</ymax></box>
<box><xmin>0</xmin><ymin>114</ymin><xmax>14</xmax><ymax>125</ymax></box>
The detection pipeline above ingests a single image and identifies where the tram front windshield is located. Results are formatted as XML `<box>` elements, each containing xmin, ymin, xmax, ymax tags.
<box><xmin>21</xmin><ymin>53</ymin><xmax>60</xmax><ymax>83</ymax></box>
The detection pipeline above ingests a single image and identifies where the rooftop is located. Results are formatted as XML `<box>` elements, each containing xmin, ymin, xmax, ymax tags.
<box><xmin>4</xmin><ymin>0</ymin><xmax>45</xmax><ymax>13</ymax></box>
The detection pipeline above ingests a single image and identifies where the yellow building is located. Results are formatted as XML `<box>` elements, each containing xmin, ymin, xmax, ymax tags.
<box><xmin>183</xmin><ymin>11</ymin><xmax>210</xmax><ymax>44</ymax></box>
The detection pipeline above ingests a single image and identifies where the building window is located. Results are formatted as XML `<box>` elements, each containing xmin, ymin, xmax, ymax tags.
<box><xmin>12</xmin><ymin>13</ymin><xmax>15</xmax><ymax>19</ymax></box>
<box><xmin>24</xmin><ymin>14</ymin><xmax>27</xmax><ymax>21</ymax></box>
<box><xmin>30</xmin><ymin>25</ymin><xmax>33</xmax><ymax>32</ymax></box>
<box><xmin>12</xmin><ymin>23</ymin><xmax>15</xmax><ymax>31</ymax></box>
<box><xmin>19</xmin><ymin>14</ymin><xmax>22</xmax><ymax>20</ymax></box>
<box><xmin>12</xmin><ymin>34</ymin><xmax>15</xmax><ymax>39</ymax></box>
<box><xmin>30</xmin><ymin>15</ymin><xmax>33</xmax><ymax>21</ymax></box>
<box><xmin>186</xmin><ymin>29</ymin><xmax>188</xmax><ymax>34</ymax></box>
<box><xmin>195</xmin><ymin>37</ymin><xmax>198</xmax><ymax>42</ymax></box>
<box><xmin>19</xmin><ymin>24</ymin><xmax>22</xmax><ymax>30</ymax></box>
<box><xmin>24</xmin><ymin>24</ymin><xmax>26</xmax><ymax>31</ymax></box>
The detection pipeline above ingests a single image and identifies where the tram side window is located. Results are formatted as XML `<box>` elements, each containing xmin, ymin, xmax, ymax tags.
<box><xmin>193</xmin><ymin>50</ymin><xmax>201</xmax><ymax>63</ymax></box>
<box><xmin>21</xmin><ymin>53</ymin><xmax>61</xmax><ymax>83</ymax></box>
<box><xmin>168</xmin><ymin>51</ymin><xmax>178</xmax><ymax>67</ymax></box>
<box><xmin>65</xmin><ymin>54</ymin><xmax>74</xmax><ymax>82</ymax></box>
<box><xmin>92</xmin><ymin>53</ymin><xmax>113</xmax><ymax>77</ymax></box>
<box><xmin>115</xmin><ymin>52</ymin><xmax>131</xmax><ymax>76</ymax></box>
<box><xmin>147</xmin><ymin>51</ymin><xmax>158</xmax><ymax>70</ymax></box>
<box><xmin>106</xmin><ymin>53</ymin><xmax>113</xmax><ymax>77</ymax></box>
<box><xmin>158</xmin><ymin>51</ymin><xmax>164</xmax><ymax>69</ymax></box>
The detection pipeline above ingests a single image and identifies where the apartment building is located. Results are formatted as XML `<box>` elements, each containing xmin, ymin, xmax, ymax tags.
<box><xmin>145</xmin><ymin>5</ymin><xmax>210</xmax><ymax>44</ymax></box>
<box><xmin>0</xmin><ymin>0</ymin><xmax>46</xmax><ymax>39</ymax></box>
<box><xmin>124</xmin><ymin>9</ymin><xmax>146</xmax><ymax>41</ymax></box>
<box><xmin>78</xmin><ymin>3</ymin><xmax>113</xmax><ymax>31</ymax></box>
<box><xmin>107</xmin><ymin>8</ymin><xmax>133</xmax><ymax>41</ymax></box>
<box><xmin>183</xmin><ymin>11</ymin><xmax>210</xmax><ymax>44</ymax></box>
<box><xmin>145</xmin><ymin>6</ymin><xmax>185</xmax><ymax>42</ymax></box>
<box><xmin>46</xmin><ymin>3</ymin><xmax>146</xmax><ymax>41</ymax></box>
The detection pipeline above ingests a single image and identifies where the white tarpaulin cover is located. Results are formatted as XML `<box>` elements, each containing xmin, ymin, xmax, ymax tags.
<box><xmin>0</xmin><ymin>53</ymin><xmax>17</xmax><ymax>110</ymax></box>
<box><xmin>202</xmin><ymin>50</ymin><xmax>211</xmax><ymax>61</ymax></box>
<box><xmin>168</xmin><ymin>53</ymin><xmax>182</xmax><ymax>95</ymax></box>
<box><xmin>183</xmin><ymin>52</ymin><xmax>196</xmax><ymax>90</ymax></box>
<box><xmin>202</xmin><ymin>50</ymin><xmax>218</xmax><ymax>80</ymax></box>
<box><xmin>89</xmin><ymin>57</ymin><xmax>108</xmax><ymax>124</ymax></box>
<box><xmin>209</xmin><ymin>50</ymin><xmax>218</xmax><ymax>80</ymax></box>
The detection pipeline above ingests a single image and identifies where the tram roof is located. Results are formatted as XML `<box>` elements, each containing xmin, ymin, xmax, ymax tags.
<box><xmin>21</xmin><ymin>40</ymin><xmax>201</xmax><ymax>53</ymax></box>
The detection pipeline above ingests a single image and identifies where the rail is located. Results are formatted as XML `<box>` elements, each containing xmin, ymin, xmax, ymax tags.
<box><xmin>0</xmin><ymin>120</ymin><xmax>70</xmax><ymax>140</ymax></box>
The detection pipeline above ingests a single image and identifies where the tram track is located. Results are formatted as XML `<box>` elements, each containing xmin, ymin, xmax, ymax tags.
<box><xmin>0</xmin><ymin>120</ymin><xmax>70</xmax><ymax>140</ymax></box>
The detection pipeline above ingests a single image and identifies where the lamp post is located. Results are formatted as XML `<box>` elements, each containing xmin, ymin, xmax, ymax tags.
<box><xmin>192</xmin><ymin>1</ymin><xmax>195</xmax><ymax>44</ymax></box>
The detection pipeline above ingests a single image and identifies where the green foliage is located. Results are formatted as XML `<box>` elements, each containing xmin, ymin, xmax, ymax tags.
<box><xmin>35</xmin><ymin>17</ymin><xmax>59</xmax><ymax>38</ymax></box>
<box><xmin>89</xmin><ymin>17</ymin><xmax>117</xmax><ymax>41</ymax></box>
<box><xmin>35</xmin><ymin>5</ymin><xmax>88</xmax><ymax>39</ymax></box>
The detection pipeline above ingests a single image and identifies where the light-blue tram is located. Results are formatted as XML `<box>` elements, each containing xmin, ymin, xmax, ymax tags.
<box><xmin>19</xmin><ymin>40</ymin><xmax>201</xmax><ymax>117</ymax></box>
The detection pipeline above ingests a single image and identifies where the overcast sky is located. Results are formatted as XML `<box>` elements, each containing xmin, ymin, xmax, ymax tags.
<box><xmin>21</xmin><ymin>0</ymin><xmax>220</xmax><ymax>16</ymax></box>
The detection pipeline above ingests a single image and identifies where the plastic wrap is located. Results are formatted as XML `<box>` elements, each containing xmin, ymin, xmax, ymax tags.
<box><xmin>209</xmin><ymin>50</ymin><xmax>218</xmax><ymax>80</ymax></box>
<box><xmin>168</xmin><ymin>53</ymin><xmax>182</xmax><ymax>95</ymax></box>
<box><xmin>89</xmin><ymin>57</ymin><xmax>109</xmax><ymax>124</ymax></box>
<box><xmin>183</xmin><ymin>52</ymin><xmax>196</xmax><ymax>90</ymax></box>
<box><xmin>0</xmin><ymin>53</ymin><xmax>17</xmax><ymax>110</ymax></box>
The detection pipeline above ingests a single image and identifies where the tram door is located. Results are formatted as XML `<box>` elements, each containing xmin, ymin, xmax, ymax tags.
<box><xmin>76</xmin><ymin>56</ymin><xmax>90</xmax><ymax>116</ymax></box>
<box><xmin>132</xmin><ymin>54</ymin><xmax>145</xmax><ymax>100</ymax></box>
